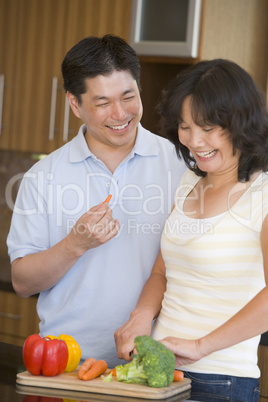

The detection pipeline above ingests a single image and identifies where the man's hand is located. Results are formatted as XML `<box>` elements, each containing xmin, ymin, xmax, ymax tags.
<box><xmin>68</xmin><ymin>201</ymin><xmax>120</xmax><ymax>255</ymax></box>
<box><xmin>11</xmin><ymin>200</ymin><xmax>120</xmax><ymax>297</ymax></box>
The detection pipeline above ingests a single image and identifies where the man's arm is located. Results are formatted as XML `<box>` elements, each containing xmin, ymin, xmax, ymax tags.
<box><xmin>11</xmin><ymin>201</ymin><xmax>120</xmax><ymax>297</ymax></box>
<box><xmin>114</xmin><ymin>251</ymin><xmax>166</xmax><ymax>361</ymax></box>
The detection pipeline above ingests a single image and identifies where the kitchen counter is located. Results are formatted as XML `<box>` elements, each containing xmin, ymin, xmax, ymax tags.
<box><xmin>0</xmin><ymin>342</ymin><xmax>25</xmax><ymax>402</ymax></box>
<box><xmin>2</xmin><ymin>340</ymin><xmax>268</xmax><ymax>401</ymax></box>
<box><xmin>0</xmin><ymin>342</ymin><xmax>191</xmax><ymax>402</ymax></box>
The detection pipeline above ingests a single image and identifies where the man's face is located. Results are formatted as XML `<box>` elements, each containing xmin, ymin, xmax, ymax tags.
<box><xmin>68</xmin><ymin>70</ymin><xmax>143</xmax><ymax>151</ymax></box>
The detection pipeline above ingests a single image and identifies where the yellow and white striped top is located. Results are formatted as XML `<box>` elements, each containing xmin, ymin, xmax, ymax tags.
<box><xmin>151</xmin><ymin>170</ymin><xmax>268</xmax><ymax>378</ymax></box>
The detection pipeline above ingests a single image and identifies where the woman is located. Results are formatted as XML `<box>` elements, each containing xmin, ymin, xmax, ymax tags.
<box><xmin>114</xmin><ymin>59</ymin><xmax>268</xmax><ymax>401</ymax></box>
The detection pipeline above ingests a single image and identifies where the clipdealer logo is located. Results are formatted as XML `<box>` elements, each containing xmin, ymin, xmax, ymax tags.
<box><xmin>5</xmin><ymin>170</ymin><xmax>176</xmax><ymax>228</ymax></box>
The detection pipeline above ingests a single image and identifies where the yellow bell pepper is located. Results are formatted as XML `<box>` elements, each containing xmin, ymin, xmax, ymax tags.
<box><xmin>63</xmin><ymin>400</ymin><xmax>77</xmax><ymax>402</ymax></box>
<box><xmin>46</xmin><ymin>334</ymin><xmax>81</xmax><ymax>372</ymax></box>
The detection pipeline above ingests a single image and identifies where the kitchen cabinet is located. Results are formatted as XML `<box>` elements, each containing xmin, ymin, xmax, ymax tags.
<box><xmin>0</xmin><ymin>290</ymin><xmax>39</xmax><ymax>346</ymax></box>
<box><xmin>0</xmin><ymin>0</ymin><xmax>132</xmax><ymax>154</ymax></box>
<box><xmin>2</xmin><ymin>0</ymin><xmax>267</xmax><ymax>149</ymax></box>
<box><xmin>137</xmin><ymin>0</ymin><xmax>268</xmax><ymax>89</ymax></box>
<box><xmin>0</xmin><ymin>0</ymin><xmax>67</xmax><ymax>153</ymax></box>
<box><xmin>258</xmin><ymin>344</ymin><xmax>268</xmax><ymax>398</ymax></box>
<box><xmin>0</xmin><ymin>0</ymin><xmax>20</xmax><ymax>150</ymax></box>
<box><xmin>138</xmin><ymin>0</ymin><xmax>268</xmax><ymax>135</ymax></box>
<box><xmin>129</xmin><ymin>0</ymin><xmax>202</xmax><ymax>58</ymax></box>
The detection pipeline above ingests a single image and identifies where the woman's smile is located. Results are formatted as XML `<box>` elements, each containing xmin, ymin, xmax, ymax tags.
<box><xmin>195</xmin><ymin>149</ymin><xmax>218</xmax><ymax>160</ymax></box>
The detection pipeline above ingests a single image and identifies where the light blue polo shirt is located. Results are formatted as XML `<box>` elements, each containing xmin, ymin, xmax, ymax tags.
<box><xmin>7</xmin><ymin>124</ymin><xmax>186</xmax><ymax>367</ymax></box>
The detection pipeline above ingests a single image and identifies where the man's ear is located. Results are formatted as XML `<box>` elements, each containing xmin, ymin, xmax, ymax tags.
<box><xmin>67</xmin><ymin>92</ymin><xmax>81</xmax><ymax>119</ymax></box>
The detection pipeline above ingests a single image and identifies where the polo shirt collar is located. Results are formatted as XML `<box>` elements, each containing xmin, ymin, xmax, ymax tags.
<box><xmin>132</xmin><ymin>123</ymin><xmax>159</xmax><ymax>157</ymax></box>
<box><xmin>69</xmin><ymin>123</ymin><xmax>159</xmax><ymax>163</ymax></box>
<box><xmin>69</xmin><ymin>125</ymin><xmax>93</xmax><ymax>162</ymax></box>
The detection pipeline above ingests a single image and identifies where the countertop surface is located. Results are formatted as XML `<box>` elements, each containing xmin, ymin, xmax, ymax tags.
<box><xmin>0</xmin><ymin>342</ymin><xmax>191</xmax><ymax>402</ymax></box>
<box><xmin>1</xmin><ymin>340</ymin><xmax>268</xmax><ymax>402</ymax></box>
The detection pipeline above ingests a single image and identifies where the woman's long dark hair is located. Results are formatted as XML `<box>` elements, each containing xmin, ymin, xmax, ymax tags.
<box><xmin>157</xmin><ymin>59</ymin><xmax>268</xmax><ymax>181</ymax></box>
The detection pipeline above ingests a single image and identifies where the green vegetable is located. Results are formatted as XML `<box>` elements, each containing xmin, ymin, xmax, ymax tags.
<box><xmin>101</xmin><ymin>372</ymin><xmax>113</xmax><ymax>382</ymax></box>
<box><xmin>115</xmin><ymin>335</ymin><xmax>176</xmax><ymax>388</ymax></box>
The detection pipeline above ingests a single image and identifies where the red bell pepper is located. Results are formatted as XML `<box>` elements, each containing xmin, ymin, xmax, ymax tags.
<box><xmin>23</xmin><ymin>334</ymin><xmax>68</xmax><ymax>376</ymax></box>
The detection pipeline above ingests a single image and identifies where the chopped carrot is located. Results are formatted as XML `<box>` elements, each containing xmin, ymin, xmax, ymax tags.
<box><xmin>78</xmin><ymin>358</ymin><xmax>96</xmax><ymax>379</ymax></box>
<box><xmin>173</xmin><ymin>370</ymin><xmax>184</xmax><ymax>382</ymax></box>
<box><xmin>109</xmin><ymin>368</ymin><xmax>117</xmax><ymax>376</ymax></box>
<box><xmin>104</xmin><ymin>194</ymin><xmax>112</xmax><ymax>203</ymax></box>
<box><xmin>82</xmin><ymin>359</ymin><xmax>108</xmax><ymax>381</ymax></box>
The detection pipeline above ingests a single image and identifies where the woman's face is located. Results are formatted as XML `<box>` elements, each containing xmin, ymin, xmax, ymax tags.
<box><xmin>178</xmin><ymin>96</ymin><xmax>240</xmax><ymax>176</ymax></box>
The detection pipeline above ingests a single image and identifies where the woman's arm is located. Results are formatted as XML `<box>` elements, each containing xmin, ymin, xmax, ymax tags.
<box><xmin>114</xmin><ymin>251</ymin><xmax>166</xmax><ymax>361</ymax></box>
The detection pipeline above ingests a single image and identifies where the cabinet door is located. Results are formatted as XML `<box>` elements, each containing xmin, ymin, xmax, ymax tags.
<box><xmin>258</xmin><ymin>344</ymin><xmax>268</xmax><ymax>398</ymax></box>
<box><xmin>0</xmin><ymin>0</ymin><xmax>20</xmax><ymax>149</ymax></box>
<box><xmin>0</xmin><ymin>0</ymin><xmax>132</xmax><ymax>154</ymax></box>
<box><xmin>10</xmin><ymin>0</ymin><xmax>72</xmax><ymax>153</ymax></box>
<box><xmin>0</xmin><ymin>290</ymin><xmax>39</xmax><ymax>346</ymax></box>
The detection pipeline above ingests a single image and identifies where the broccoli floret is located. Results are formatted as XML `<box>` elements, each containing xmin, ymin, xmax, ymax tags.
<box><xmin>115</xmin><ymin>335</ymin><xmax>176</xmax><ymax>388</ymax></box>
<box><xmin>115</xmin><ymin>356</ymin><xmax>148</xmax><ymax>385</ymax></box>
<box><xmin>101</xmin><ymin>372</ymin><xmax>113</xmax><ymax>382</ymax></box>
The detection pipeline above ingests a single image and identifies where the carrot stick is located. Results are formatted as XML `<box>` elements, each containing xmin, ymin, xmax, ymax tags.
<box><xmin>104</xmin><ymin>194</ymin><xmax>112</xmax><ymax>203</ymax></box>
<box><xmin>173</xmin><ymin>370</ymin><xmax>184</xmax><ymax>382</ymax></box>
<box><xmin>82</xmin><ymin>359</ymin><xmax>108</xmax><ymax>381</ymax></box>
<box><xmin>78</xmin><ymin>358</ymin><xmax>96</xmax><ymax>379</ymax></box>
<box><xmin>109</xmin><ymin>368</ymin><xmax>117</xmax><ymax>376</ymax></box>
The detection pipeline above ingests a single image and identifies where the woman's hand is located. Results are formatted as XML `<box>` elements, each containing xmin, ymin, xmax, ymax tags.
<box><xmin>114</xmin><ymin>309</ymin><xmax>153</xmax><ymax>361</ymax></box>
<box><xmin>160</xmin><ymin>337</ymin><xmax>204</xmax><ymax>367</ymax></box>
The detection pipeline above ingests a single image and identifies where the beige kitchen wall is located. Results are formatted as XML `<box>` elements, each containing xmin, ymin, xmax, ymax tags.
<box><xmin>201</xmin><ymin>0</ymin><xmax>268</xmax><ymax>92</ymax></box>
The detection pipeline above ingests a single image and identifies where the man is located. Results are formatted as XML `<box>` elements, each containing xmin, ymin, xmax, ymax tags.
<box><xmin>7</xmin><ymin>35</ymin><xmax>185</xmax><ymax>367</ymax></box>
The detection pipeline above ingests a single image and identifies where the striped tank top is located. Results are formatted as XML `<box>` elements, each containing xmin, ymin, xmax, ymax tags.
<box><xmin>151</xmin><ymin>170</ymin><xmax>268</xmax><ymax>377</ymax></box>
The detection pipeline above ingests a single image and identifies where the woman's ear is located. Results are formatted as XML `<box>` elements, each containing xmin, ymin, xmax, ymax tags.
<box><xmin>67</xmin><ymin>92</ymin><xmax>81</xmax><ymax>119</ymax></box>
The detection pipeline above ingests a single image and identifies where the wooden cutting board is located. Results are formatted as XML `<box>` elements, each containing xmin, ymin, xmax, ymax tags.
<box><xmin>16</xmin><ymin>369</ymin><xmax>191</xmax><ymax>400</ymax></box>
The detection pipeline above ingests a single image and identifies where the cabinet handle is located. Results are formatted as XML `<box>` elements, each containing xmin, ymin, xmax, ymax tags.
<box><xmin>0</xmin><ymin>74</ymin><xmax>5</xmax><ymax>135</ymax></box>
<box><xmin>0</xmin><ymin>311</ymin><xmax>21</xmax><ymax>320</ymax></box>
<box><xmin>49</xmin><ymin>76</ymin><xmax>58</xmax><ymax>141</ymax></box>
<box><xmin>63</xmin><ymin>95</ymin><xmax>70</xmax><ymax>142</ymax></box>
